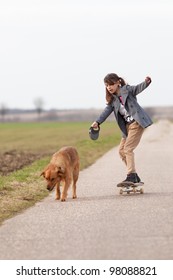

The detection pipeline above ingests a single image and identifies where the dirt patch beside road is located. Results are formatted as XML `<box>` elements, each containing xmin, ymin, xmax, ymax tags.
<box><xmin>0</xmin><ymin>150</ymin><xmax>45</xmax><ymax>176</ymax></box>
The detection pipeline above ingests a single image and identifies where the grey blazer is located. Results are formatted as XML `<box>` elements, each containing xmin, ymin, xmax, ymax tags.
<box><xmin>96</xmin><ymin>80</ymin><xmax>153</xmax><ymax>138</ymax></box>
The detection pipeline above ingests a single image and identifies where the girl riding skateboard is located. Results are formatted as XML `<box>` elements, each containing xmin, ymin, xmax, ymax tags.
<box><xmin>91</xmin><ymin>73</ymin><xmax>152</xmax><ymax>184</ymax></box>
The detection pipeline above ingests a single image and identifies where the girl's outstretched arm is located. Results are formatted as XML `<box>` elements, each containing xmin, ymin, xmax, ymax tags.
<box><xmin>95</xmin><ymin>104</ymin><xmax>114</xmax><ymax>125</ymax></box>
<box><xmin>127</xmin><ymin>76</ymin><xmax>152</xmax><ymax>96</ymax></box>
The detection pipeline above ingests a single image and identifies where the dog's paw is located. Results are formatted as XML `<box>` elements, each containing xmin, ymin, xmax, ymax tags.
<box><xmin>72</xmin><ymin>195</ymin><xmax>77</xmax><ymax>199</ymax></box>
<box><xmin>61</xmin><ymin>198</ymin><xmax>66</xmax><ymax>202</ymax></box>
<box><xmin>55</xmin><ymin>196</ymin><xmax>60</xmax><ymax>200</ymax></box>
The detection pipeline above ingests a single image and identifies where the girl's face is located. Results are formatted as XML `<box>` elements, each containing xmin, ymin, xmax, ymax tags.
<box><xmin>105</xmin><ymin>81</ymin><xmax>120</xmax><ymax>94</ymax></box>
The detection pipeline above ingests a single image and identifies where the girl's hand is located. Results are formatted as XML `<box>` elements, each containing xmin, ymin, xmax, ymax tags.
<box><xmin>145</xmin><ymin>76</ymin><xmax>152</xmax><ymax>84</ymax></box>
<box><xmin>91</xmin><ymin>121</ymin><xmax>99</xmax><ymax>128</ymax></box>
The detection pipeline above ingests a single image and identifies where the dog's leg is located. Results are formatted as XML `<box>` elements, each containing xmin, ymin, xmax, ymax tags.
<box><xmin>61</xmin><ymin>177</ymin><xmax>71</xmax><ymax>202</ymax></box>
<box><xmin>55</xmin><ymin>183</ymin><xmax>61</xmax><ymax>200</ymax></box>
<box><xmin>61</xmin><ymin>185</ymin><xmax>68</xmax><ymax>201</ymax></box>
<box><xmin>72</xmin><ymin>183</ymin><xmax>77</xmax><ymax>199</ymax></box>
<box><xmin>72</xmin><ymin>164</ymin><xmax>79</xmax><ymax>199</ymax></box>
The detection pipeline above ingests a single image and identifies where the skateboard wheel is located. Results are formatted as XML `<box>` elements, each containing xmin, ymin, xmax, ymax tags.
<box><xmin>140</xmin><ymin>188</ymin><xmax>144</xmax><ymax>194</ymax></box>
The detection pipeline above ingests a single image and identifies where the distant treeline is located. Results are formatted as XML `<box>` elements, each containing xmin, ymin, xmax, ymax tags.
<box><xmin>0</xmin><ymin>106</ymin><xmax>173</xmax><ymax>122</ymax></box>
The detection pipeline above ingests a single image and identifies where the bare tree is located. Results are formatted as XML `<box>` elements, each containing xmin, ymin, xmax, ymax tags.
<box><xmin>33</xmin><ymin>97</ymin><xmax>44</xmax><ymax>120</ymax></box>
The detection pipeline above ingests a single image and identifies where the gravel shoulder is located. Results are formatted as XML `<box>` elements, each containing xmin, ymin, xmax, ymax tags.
<box><xmin>0</xmin><ymin>120</ymin><xmax>173</xmax><ymax>260</ymax></box>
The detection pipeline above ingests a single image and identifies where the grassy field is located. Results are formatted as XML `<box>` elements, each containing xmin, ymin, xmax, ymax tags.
<box><xmin>0</xmin><ymin>121</ymin><xmax>121</xmax><ymax>224</ymax></box>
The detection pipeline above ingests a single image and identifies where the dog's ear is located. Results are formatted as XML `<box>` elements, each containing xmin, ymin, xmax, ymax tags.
<box><xmin>40</xmin><ymin>171</ymin><xmax>45</xmax><ymax>177</ymax></box>
<box><xmin>55</xmin><ymin>166</ymin><xmax>65</xmax><ymax>175</ymax></box>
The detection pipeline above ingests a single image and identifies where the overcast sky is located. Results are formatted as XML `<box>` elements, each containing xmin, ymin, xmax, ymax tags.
<box><xmin>0</xmin><ymin>0</ymin><xmax>172</xmax><ymax>110</ymax></box>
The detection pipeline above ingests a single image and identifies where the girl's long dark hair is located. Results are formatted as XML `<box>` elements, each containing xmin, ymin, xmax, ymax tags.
<box><xmin>104</xmin><ymin>73</ymin><xmax>126</xmax><ymax>104</ymax></box>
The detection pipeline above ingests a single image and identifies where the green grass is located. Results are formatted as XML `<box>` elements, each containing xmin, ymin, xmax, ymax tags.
<box><xmin>0</xmin><ymin>121</ymin><xmax>121</xmax><ymax>224</ymax></box>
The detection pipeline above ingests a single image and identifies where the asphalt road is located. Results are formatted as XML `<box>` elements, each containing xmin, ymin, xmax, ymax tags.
<box><xmin>0</xmin><ymin>120</ymin><xmax>173</xmax><ymax>260</ymax></box>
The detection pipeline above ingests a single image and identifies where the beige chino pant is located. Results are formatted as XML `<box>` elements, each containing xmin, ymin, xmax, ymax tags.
<box><xmin>119</xmin><ymin>121</ymin><xmax>144</xmax><ymax>174</ymax></box>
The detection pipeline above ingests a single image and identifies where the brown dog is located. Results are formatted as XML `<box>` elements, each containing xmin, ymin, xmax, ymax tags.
<box><xmin>41</xmin><ymin>146</ymin><xmax>79</xmax><ymax>202</ymax></box>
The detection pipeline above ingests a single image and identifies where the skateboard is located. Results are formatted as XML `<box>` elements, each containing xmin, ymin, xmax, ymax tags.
<box><xmin>117</xmin><ymin>181</ymin><xmax>144</xmax><ymax>195</ymax></box>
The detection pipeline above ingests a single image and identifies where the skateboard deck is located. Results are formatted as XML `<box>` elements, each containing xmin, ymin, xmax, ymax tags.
<box><xmin>117</xmin><ymin>181</ymin><xmax>144</xmax><ymax>195</ymax></box>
